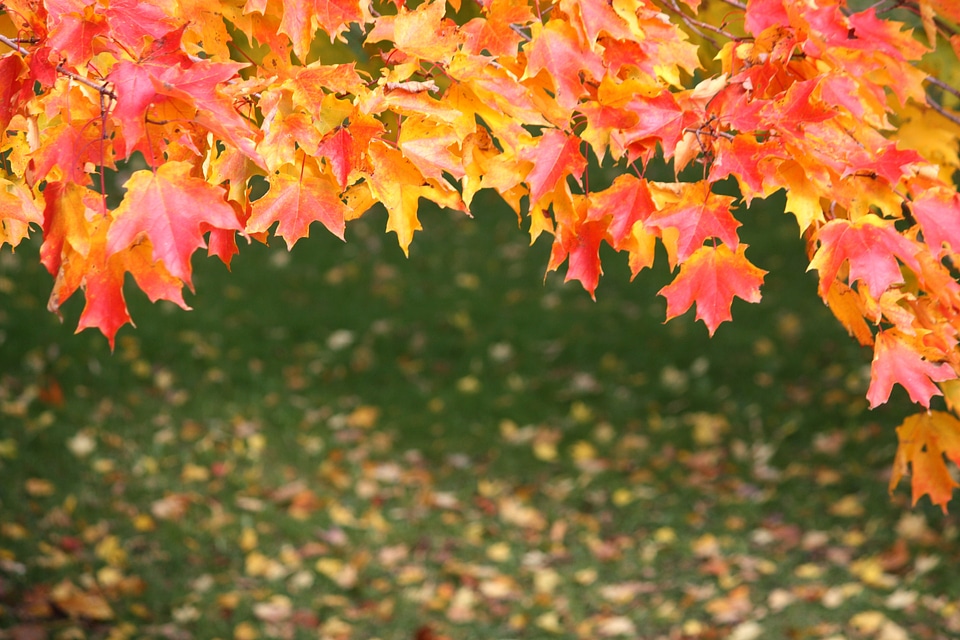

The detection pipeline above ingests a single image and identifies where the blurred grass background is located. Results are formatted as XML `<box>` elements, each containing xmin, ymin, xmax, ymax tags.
<box><xmin>1</xmin><ymin>189</ymin><xmax>957</xmax><ymax>639</ymax></box>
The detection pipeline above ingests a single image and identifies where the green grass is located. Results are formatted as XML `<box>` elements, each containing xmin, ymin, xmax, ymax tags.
<box><xmin>1</xmin><ymin>191</ymin><xmax>958</xmax><ymax>640</ymax></box>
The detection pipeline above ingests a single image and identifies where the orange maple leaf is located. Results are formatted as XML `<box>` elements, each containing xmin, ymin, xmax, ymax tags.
<box><xmin>890</xmin><ymin>411</ymin><xmax>960</xmax><ymax>512</ymax></box>
<box><xmin>659</xmin><ymin>243</ymin><xmax>766</xmax><ymax>336</ymax></box>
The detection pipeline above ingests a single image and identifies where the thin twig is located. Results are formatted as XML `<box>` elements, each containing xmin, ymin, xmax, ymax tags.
<box><xmin>659</xmin><ymin>0</ymin><xmax>736</xmax><ymax>49</ymax></box>
<box><xmin>1</xmin><ymin>34</ymin><xmax>117</xmax><ymax>99</ymax></box>
<box><xmin>0</xmin><ymin>33</ymin><xmax>28</xmax><ymax>55</ymax></box>
<box><xmin>57</xmin><ymin>64</ymin><xmax>117</xmax><ymax>99</ymax></box>
<box><xmin>926</xmin><ymin>75</ymin><xmax>960</xmax><ymax>101</ymax></box>
<box><xmin>927</xmin><ymin>95</ymin><xmax>960</xmax><ymax>128</ymax></box>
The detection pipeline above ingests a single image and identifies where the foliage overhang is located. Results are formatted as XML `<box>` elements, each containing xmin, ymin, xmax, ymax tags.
<box><xmin>2</xmin><ymin>0</ymin><xmax>960</xmax><ymax>508</ymax></box>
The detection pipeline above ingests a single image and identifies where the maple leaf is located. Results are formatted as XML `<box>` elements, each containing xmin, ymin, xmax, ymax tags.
<box><xmin>775</xmin><ymin>160</ymin><xmax>825</xmax><ymax>234</ymax></box>
<box><xmin>546</xmin><ymin>190</ymin><xmax>605</xmax><ymax>297</ymax></box>
<box><xmin>889</xmin><ymin>411</ymin><xmax>960</xmax><ymax>512</ymax></box>
<box><xmin>45</xmin><ymin>1</ymin><xmax>109</xmax><ymax>66</ymax></box>
<box><xmin>462</xmin><ymin>0</ymin><xmax>535</xmax><ymax>57</ymax></box>
<box><xmin>73</xmin><ymin>222</ymin><xmax>133</xmax><ymax>348</ymax></box>
<box><xmin>0</xmin><ymin>178</ymin><xmax>43</xmax><ymax>250</ymax></box>
<box><xmin>0</xmin><ymin>56</ymin><xmax>26</xmax><ymax>134</ymax></box>
<box><xmin>911</xmin><ymin>189</ymin><xmax>960</xmax><ymax>258</ymax></box>
<box><xmin>40</xmin><ymin>181</ymin><xmax>95</xmax><ymax>279</ymax></box>
<box><xmin>317</xmin><ymin>127</ymin><xmax>356</xmax><ymax>190</ymax></box>
<box><xmin>523</xmin><ymin>19</ymin><xmax>605</xmax><ymax>110</ymax></box>
<box><xmin>659</xmin><ymin>244</ymin><xmax>767</xmax><ymax>336</ymax></box>
<box><xmin>28</xmin><ymin>121</ymin><xmax>108</xmax><ymax>186</ymax></box>
<box><xmin>397</xmin><ymin>117</ymin><xmax>465</xmax><ymax>182</ymax></box>
<box><xmin>807</xmin><ymin>214</ymin><xmax>922</xmax><ymax>298</ymax></box>
<box><xmin>866</xmin><ymin>329</ymin><xmax>956</xmax><ymax>408</ymax></box>
<box><xmin>106</xmin><ymin>161</ymin><xmax>242</xmax><ymax>286</ymax></box>
<box><xmin>246</xmin><ymin>168</ymin><xmax>347</xmax><ymax>249</ymax></box>
<box><xmin>613</xmin><ymin>91</ymin><xmax>691</xmax><ymax>159</ymax></box>
<box><xmin>519</xmin><ymin>129</ymin><xmax>586</xmax><ymax>207</ymax></box>
<box><xmin>560</xmin><ymin>0</ymin><xmax>636</xmax><ymax>43</ymax></box>
<box><xmin>107</xmin><ymin>55</ymin><xmax>259</xmax><ymax>163</ymax></box>
<box><xmin>104</xmin><ymin>0</ymin><xmax>178</xmax><ymax>53</ymax></box>
<box><xmin>586</xmin><ymin>175</ymin><xmax>657</xmax><ymax>252</ymax></box>
<box><xmin>708</xmin><ymin>136</ymin><xmax>782</xmax><ymax>203</ymax></box>
<box><xmin>366</xmin><ymin>0</ymin><xmax>462</xmax><ymax>63</ymax></box>
<box><xmin>823</xmin><ymin>281</ymin><xmax>874</xmax><ymax>347</ymax></box>
<box><xmin>365</xmin><ymin>142</ymin><xmax>466</xmax><ymax>255</ymax></box>
<box><xmin>314</xmin><ymin>0</ymin><xmax>364</xmax><ymax>42</ymax></box>
<box><xmin>646</xmin><ymin>181</ymin><xmax>740</xmax><ymax>267</ymax></box>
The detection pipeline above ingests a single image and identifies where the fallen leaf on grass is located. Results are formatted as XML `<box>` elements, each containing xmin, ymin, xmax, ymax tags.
<box><xmin>596</xmin><ymin>615</ymin><xmax>637</xmax><ymax>636</ymax></box>
<box><xmin>49</xmin><ymin>579</ymin><xmax>114</xmax><ymax>620</ymax></box>
<box><xmin>253</xmin><ymin>594</ymin><xmax>293</xmax><ymax>622</ymax></box>
<box><xmin>151</xmin><ymin>493</ymin><xmax>191</xmax><ymax>520</ymax></box>
<box><xmin>705</xmin><ymin>584</ymin><xmax>752</xmax><ymax>623</ymax></box>
<box><xmin>25</xmin><ymin>478</ymin><xmax>55</xmax><ymax>497</ymax></box>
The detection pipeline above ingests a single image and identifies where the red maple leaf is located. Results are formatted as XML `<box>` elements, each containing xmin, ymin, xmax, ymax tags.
<box><xmin>708</xmin><ymin>136</ymin><xmax>782</xmax><ymax>203</ymax></box>
<box><xmin>744</xmin><ymin>0</ymin><xmax>789</xmax><ymax>36</ymax></box>
<box><xmin>808</xmin><ymin>214</ymin><xmax>921</xmax><ymax>298</ymax></box>
<box><xmin>74</xmin><ymin>235</ymin><xmax>133</xmax><ymax>348</ymax></box>
<box><xmin>659</xmin><ymin>243</ymin><xmax>766</xmax><ymax>336</ymax></box>
<box><xmin>646</xmin><ymin>181</ymin><xmax>740</xmax><ymax>266</ymax></box>
<box><xmin>317</xmin><ymin>127</ymin><xmax>355</xmax><ymax>190</ymax></box>
<box><xmin>107</xmin><ymin>55</ymin><xmax>258</xmax><ymax>163</ymax></box>
<box><xmin>866</xmin><ymin>329</ymin><xmax>956</xmax><ymax>408</ymax></box>
<box><xmin>45</xmin><ymin>0</ymin><xmax>109</xmax><ymax>66</ymax></box>
<box><xmin>586</xmin><ymin>174</ymin><xmax>656</xmax><ymax>251</ymax></box>
<box><xmin>104</xmin><ymin>0</ymin><xmax>178</xmax><ymax>53</ymax></box>
<box><xmin>0</xmin><ymin>56</ymin><xmax>26</xmax><ymax>134</ymax></box>
<box><xmin>911</xmin><ymin>189</ymin><xmax>960</xmax><ymax>258</ymax></box>
<box><xmin>615</xmin><ymin>91</ymin><xmax>690</xmax><ymax>158</ymax></box>
<box><xmin>246</xmin><ymin>170</ymin><xmax>347</xmax><ymax>249</ymax></box>
<box><xmin>520</xmin><ymin>129</ymin><xmax>586</xmax><ymax>207</ymax></box>
<box><xmin>548</xmin><ymin>217</ymin><xmax>608</xmax><ymax>298</ymax></box>
<box><xmin>105</xmin><ymin>161</ymin><xmax>242</xmax><ymax>286</ymax></box>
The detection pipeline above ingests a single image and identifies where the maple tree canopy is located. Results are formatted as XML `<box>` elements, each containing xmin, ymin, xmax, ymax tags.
<box><xmin>2</xmin><ymin>0</ymin><xmax>960</xmax><ymax>508</ymax></box>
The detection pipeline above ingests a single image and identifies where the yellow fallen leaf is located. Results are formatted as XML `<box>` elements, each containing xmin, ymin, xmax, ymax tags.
<box><xmin>180</xmin><ymin>463</ymin><xmax>210</xmax><ymax>483</ymax></box>
<box><xmin>570</xmin><ymin>440</ymin><xmax>597</xmax><ymax>461</ymax></box>
<box><xmin>346</xmin><ymin>405</ymin><xmax>380</xmax><ymax>428</ymax></box>
<box><xmin>829</xmin><ymin>495</ymin><xmax>865</xmax><ymax>517</ymax></box>
<box><xmin>486</xmin><ymin>541</ymin><xmax>512</xmax><ymax>562</ymax></box>
<box><xmin>535</xmin><ymin>611</ymin><xmax>563</xmax><ymax>633</ymax></box>
<box><xmin>533</xmin><ymin>568</ymin><xmax>561</xmax><ymax>594</ymax></box>
<box><xmin>849</xmin><ymin>610</ymin><xmax>887</xmax><ymax>634</ymax></box>
<box><xmin>533</xmin><ymin>439</ymin><xmax>557</xmax><ymax>461</ymax></box>
<box><xmin>234</xmin><ymin>621</ymin><xmax>259</xmax><ymax>640</ymax></box>
<box><xmin>132</xmin><ymin>513</ymin><xmax>155</xmax><ymax>532</ymax></box>
<box><xmin>239</xmin><ymin>527</ymin><xmax>258</xmax><ymax>552</ymax></box>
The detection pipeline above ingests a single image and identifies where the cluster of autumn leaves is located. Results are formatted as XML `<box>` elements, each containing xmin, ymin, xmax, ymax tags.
<box><xmin>1</xmin><ymin>0</ymin><xmax>960</xmax><ymax>506</ymax></box>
